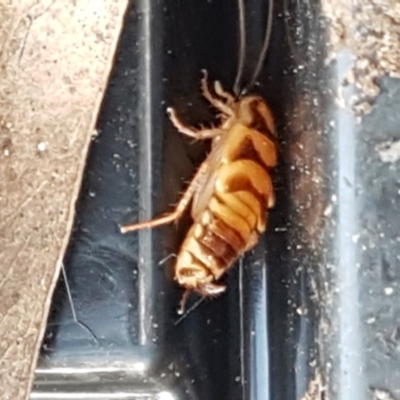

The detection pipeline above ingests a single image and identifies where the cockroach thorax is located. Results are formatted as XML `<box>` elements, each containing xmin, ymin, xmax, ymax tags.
<box><xmin>234</xmin><ymin>95</ymin><xmax>276</xmax><ymax>137</ymax></box>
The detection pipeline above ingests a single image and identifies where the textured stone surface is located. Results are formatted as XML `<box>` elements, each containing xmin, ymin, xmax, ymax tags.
<box><xmin>0</xmin><ymin>1</ymin><xmax>128</xmax><ymax>398</ymax></box>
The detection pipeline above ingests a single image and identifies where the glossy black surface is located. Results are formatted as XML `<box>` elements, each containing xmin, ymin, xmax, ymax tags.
<box><xmin>33</xmin><ymin>1</ymin><xmax>400</xmax><ymax>400</ymax></box>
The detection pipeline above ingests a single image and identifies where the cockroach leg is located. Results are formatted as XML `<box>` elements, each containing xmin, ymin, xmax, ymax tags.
<box><xmin>177</xmin><ymin>282</ymin><xmax>226</xmax><ymax>315</ymax></box>
<box><xmin>120</xmin><ymin>158</ymin><xmax>209</xmax><ymax>234</ymax></box>
<box><xmin>177</xmin><ymin>289</ymin><xmax>191</xmax><ymax>315</ymax></box>
<box><xmin>166</xmin><ymin>107</ymin><xmax>197</xmax><ymax>138</ymax></box>
<box><xmin>214</xmin><ymin>80</ymin><xmax>235</xmax><ymax>103</ymax></box>
<box><xmin>196</xmin><ymin>128</ymin><xmax>225</xmax><ymax>140</ymax></box>
<box><xmin>167</xmin><ymin>107</ymin><xmax>224</xmax><ymax>139</ymax></box>
<box><xmin>197</xmin><ymin>283</ymin><xmax>227</xmax><ymax>297</ymax></box>
<box><xmin>200</xmin><ymin>70</ymin><xmax>234</xmax><ymax>116</ymax></box>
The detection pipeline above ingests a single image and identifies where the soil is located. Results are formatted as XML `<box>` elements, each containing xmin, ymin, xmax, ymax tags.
<box><xmin>322</xmin><ymin>0</ymin><xmax>400</xmax><ymax>114</ymax></box>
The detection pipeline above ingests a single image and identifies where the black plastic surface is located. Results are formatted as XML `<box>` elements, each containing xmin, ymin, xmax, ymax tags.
<box><xmin>33</xmin><ymin>1</ymin><xmax>400</xmax><ymax>400</ymax></box>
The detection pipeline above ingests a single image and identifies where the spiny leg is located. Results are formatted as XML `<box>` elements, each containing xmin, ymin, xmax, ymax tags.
<box><xmin>177</xmin><ymin>283</ymin><xmax>226</xmax><ymax>315</ymax></box>
<box><xmin>200</xmin><ymin>70</ymin><xmax>234</xmax><ymax>116</ymax></box>
<box><xmin>197</xmin><ymin>283</ymin><xmax>227</xmax><ymax>297</ymax></box>
<box><xmin>214</xmin><ymin>80</ymin><xmax>235</xmax><ymax>103</ymax></box>
<box><xmin>167</xmin><ymin>107</ymin><xmax>224</xmax><ymax>140</ymax></box>
<box><xmin>177</xmin><ymin>289</ymin><xmax>191</xmax><ymax>315</ymax></box>
<box><xmin>120</xmin><ymin>160</ymin><xmax>209</xmax><ymax>233</ymax></box>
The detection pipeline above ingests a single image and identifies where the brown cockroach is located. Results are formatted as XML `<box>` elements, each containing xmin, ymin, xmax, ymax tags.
<box><xmin>121</xmin><ymin>70</ymin><xmax>277</xmax><ymax>312</ymax></box>
<box><xmin>121</xmin><ymin>0</ymin><xmax>276</xmax><ymax>314</ymax></box>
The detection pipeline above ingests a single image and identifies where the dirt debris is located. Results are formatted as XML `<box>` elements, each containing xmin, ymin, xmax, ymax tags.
<box><xmin>322</xmin><ymin>0</ymin><xmax>400</xmax><ymax>114</ymax></box>
<box><xmin>371</xmin><ymin>387</ymin><xmax>396</xmax><ymax>400</ymax></box>
<box><xmin>376</xmin><ymin>140</ymin><xmax>400</xmax><ymax>163</ymax></box>
<box><xmin>301</xmin><ymin>373</ymin><xmax>326</xmax><ymax>400</ymax></box>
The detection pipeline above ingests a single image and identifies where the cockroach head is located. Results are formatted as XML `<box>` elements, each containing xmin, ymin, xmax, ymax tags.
<box><xmin>235</xmin><ymin>96</ymin><xmax>276</xmax><ymax>136</ymax></box>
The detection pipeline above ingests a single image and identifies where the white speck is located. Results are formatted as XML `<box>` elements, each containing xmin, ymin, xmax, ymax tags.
<box><xmin>352</xmin><ymin>234</ymin><xmax>360</xmax><ymax>243</ymax></box>
<box><xmin>384</xmin><ymin>287</ymin><xmax>394</xmax><ymax>295</ymax></box>
<box><xmin>376</xmin><ymin>140</ymin><xmax>400</xmax><ymax>163</ymax></box>
<box><xmin>296</xmin><ymin>307</ymin><xmax>307</xmax><ymax>315</ymax></box>
<box><xmin>331</xmin><ymin>194</ymin><xmax>337</xmax><ymax>203</ymax></box>
<box><xmin>235</xmin><ymin>376</ymin><xmax>241</xmax><ymax>382</ymax></box>
<box><xmin>373</xmin><ymin>388</ymin><xmax>395</xmax><ymax>400</ymax></box>
<box><xmin>3</xmin><ymin>148</ymin><xmax>9</xmax><ymax>156</ymax></box>
<box><xmin>366</xmin><ymin>317</ymin><xmax>376</xmax><ymax>324</ymax></box>
<box><xmin>324</xmin><ymin>204</ymin><xmax>333</xmax><ymax>217</ymax></box>
<box><xmin>132</xmin><ymin>361</ymin><xmax>146</xmax><ymax>372</ymax></box>
<box><xmin>157</xmin><ymin>391</ymin><xmax>176</xmax><ymax>400</ymax></box>
<box><xmin>37</xmin><ymin>142</ymin><xmax>47</xmax><ymax>152</ymax></box>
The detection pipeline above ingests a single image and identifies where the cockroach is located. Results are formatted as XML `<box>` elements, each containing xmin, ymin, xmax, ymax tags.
<box><xmin>121</xmin><ymin>0</ymin><xmax>275</xmax><ymax>314</ymax></box>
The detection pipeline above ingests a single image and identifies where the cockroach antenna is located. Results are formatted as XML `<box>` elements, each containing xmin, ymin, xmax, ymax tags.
<box><xmin>174</xmin><ymin>296</ymin><xmax>205</xmax><ymax>326</ymax></box>
<box><xmin>61</xmin><ymin>264</ymin><xmax>98</xmax><ymax>343</ymax></box>
<box><xmin>248</xmin><ymin>0</ymin><xmax>274</xmax><ymax>90</ymax></box>
<box><xmin>233</xmin><ymin>0</ymin><xmax>246</xmax><ymax>96</ymax></box>
<box><xmin>234</xmin><ymin>0</ymin><xmax>274</xmax><ymax>96</ymax></box>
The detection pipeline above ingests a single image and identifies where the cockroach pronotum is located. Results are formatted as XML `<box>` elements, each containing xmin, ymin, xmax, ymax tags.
<box><xmin>121</xmin><ymin>0</ymin><xmax>275</xmax><ymax>314</ymax></box>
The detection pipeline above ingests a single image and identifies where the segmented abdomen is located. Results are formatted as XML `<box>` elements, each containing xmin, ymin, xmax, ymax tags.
<box><xmin>174</xmin><ymin>124</ymin><xmax>276</xmax><ymax>290</ymax></box>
